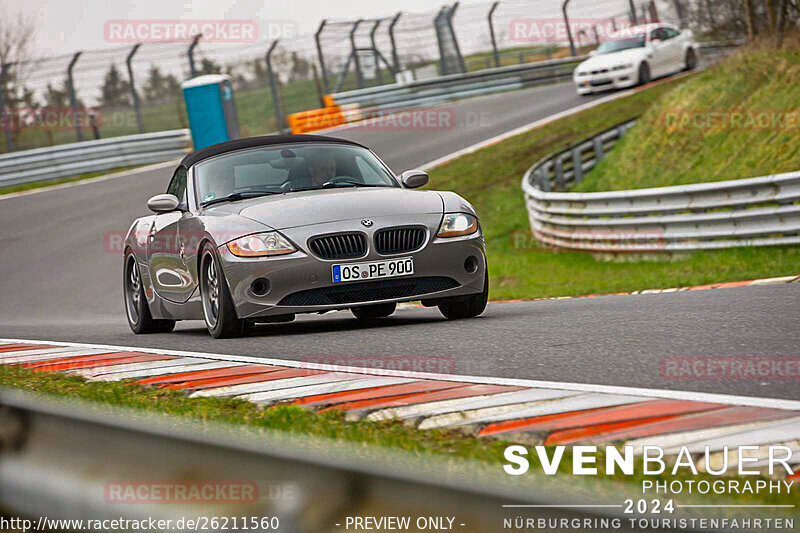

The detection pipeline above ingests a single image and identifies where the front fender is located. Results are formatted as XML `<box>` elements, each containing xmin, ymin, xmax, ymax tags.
<box><xmin>123</xmin><ymin>216</ymin><xmax>155</xmax><ymax>260</ymax></box>
<box><xmin>191</xmin><ymin>213</ymin><xmax>274</xmax><ymax>249</ymax></box>
<box><xmin>438</xmin><ymin>191</ymin><xmax>478</xmax><ymax>218</ymax></box>
<box><xmin>178</xmin><ymin>213</ymin><xmax>274</xmax><ymax>307</ymax></box>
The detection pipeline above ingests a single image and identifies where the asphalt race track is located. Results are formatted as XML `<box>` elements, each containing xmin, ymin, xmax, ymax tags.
<box><xmin>1</xmin><ymin>82</ymin><xmax>799</xmax><ymax>401</ymax></box>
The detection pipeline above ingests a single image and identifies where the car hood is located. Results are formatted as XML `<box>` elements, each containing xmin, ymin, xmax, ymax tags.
<box><xmin>217</xmin><ymin>188</ymin><xmax>445</xmax><ymax>230</ymax></box>
<box><xmin>578</xmin><ymin>48</ymin><xmax>646</xmax><ymax>72</ymax></box>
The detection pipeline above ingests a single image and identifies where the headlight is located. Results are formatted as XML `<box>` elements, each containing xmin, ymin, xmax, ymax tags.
<box><xmin>227</xmin><ymin>232</ymin><xmax>296</xmax><ymax>257</ymax></box>
<box><xmin>612</xmin><ymin>63</ymin><xmax>632</xmax><ymax>71</ymax></box>
<box><xmin>437</xmin><ymin>213</ymin><xmax>479</xmax><ymax>238</ymax></box>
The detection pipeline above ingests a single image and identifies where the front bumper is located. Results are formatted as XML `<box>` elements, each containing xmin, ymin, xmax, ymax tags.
<box><xmin>217</xmin><ymin>213</ymin><xmax>487</xmax><ymax>318</ymax></box>
<box><xmin>574</xmin><ymin>67</ymin><xmax>638</xmax><ymax>94</ymax></box>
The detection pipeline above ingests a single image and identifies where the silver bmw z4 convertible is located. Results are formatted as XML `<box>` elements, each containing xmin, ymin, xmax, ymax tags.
<box><xmin>123</xmin><ymin>135</ymin><xmax>488</xmax><ymax>338</ymax></box>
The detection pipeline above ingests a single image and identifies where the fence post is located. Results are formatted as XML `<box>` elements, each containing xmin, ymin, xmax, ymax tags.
<box><xmin>266</xmin><ymin>40</ymin><xmax>286</xmax><ymax>134</ymax></box>
<box><xmin>434</xmin><ymin>6</ymin><xmax>448</xmax><ymax>75</ymax></box>
<box><xmin>188</xmin><ymin>34</ymin><xmax>201</xmax><ymax>78</ymax></box>
<box><xmin>0</xmin><ymin>63</ymin><xmax>14</xmax><ymax>152</ymax></box>
<box><xmin>562</xmin><ymin>0</ymin><xmax>576</xmax><ymax>57</ymax></box>
<box><xmin>389</xmin><ymin>12</ymin><xmax>402</xmax><ymax>73</ymax></box>
<box><xmin>571</xmin><ymin>147</ymin><xmax>583</xmax><ymax>183</ymax></box>
<box><xmin>89</xmin><ymin>111</ymin><xmax>100</xmax><ymax>139</ymax></box>
<box><xmin>650</xmin><ymin>0</ymin><xmax>660</xmax><ymax>23</ymax></box>
<box><xmin>314</xmin><ymin>20</ymin><xmax>330</xmax><ymax>94</ymax></box>
<box><xmin>674</xmin><ymin>0</ymin><xmax>686</xmax><ymax>28</ymax></box>
<box><xmin>370</xmin><ymin>19</ymin><xmax>383</xmax><ymax>85</ymax></box>
<box><xmin>446</xmin><ymin>3</ymin><xmax>467</xmax><ymax>73</ymax></box>
<box><xmin>311</xmin><ymin>64</ymin><xmax>325</xmax><ymax>108</ymax></box>
<box><xmin>350</xmin><ymin>20</ymin><xmax>364</xmax><ymax>89</ymax></box>
<box><xmin>628</xmin><ymin>0</ymin><xmax>638</xmax><ymax>23</ymax></box>
<box><xmin>126</xmin><ymin>44</ymin><xmax>144</xmax><ymax>134</ymax></box>
<box><xmin>67</xmin><ymin>52</ymin><xmax>83</xmax><ymax>142</ymax></box>
<box><xmin>488</xmin><ymin>2</ymin><xmax>501</xmax><ymax>68</ymax></box>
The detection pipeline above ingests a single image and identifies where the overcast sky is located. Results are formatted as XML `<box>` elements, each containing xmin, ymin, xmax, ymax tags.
<box><xmin>7</xmin><ymin>0</ymin><xmax>492</xmax><ymax>57</ymax></box>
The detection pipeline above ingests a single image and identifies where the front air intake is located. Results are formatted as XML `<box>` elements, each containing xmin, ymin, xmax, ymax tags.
<box><xmin>374</xmin><ymin>226</ymin><xmax>426</xmax><ymax>255</ymax></box>
<box><xmin>308</xmin><ymin>233</ymin><xmax>367</xmax><ymax>260</ymax></box>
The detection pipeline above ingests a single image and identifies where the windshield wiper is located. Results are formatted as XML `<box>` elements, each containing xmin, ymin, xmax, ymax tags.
<box><xmin>201</xmin><ymin>191</ymin><xmax>278</xmax><ymax>207</ymax></box>
<box><xmin>290</xmin><ymin>182</ymin><xmax>390</xmax><ymax>192</ymax></box>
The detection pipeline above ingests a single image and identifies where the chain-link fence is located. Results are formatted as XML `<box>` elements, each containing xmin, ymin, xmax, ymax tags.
<box><xmin>1</xmin><ymin>0</ymin><xmax>691</xmax><ymax>154</ymax></box>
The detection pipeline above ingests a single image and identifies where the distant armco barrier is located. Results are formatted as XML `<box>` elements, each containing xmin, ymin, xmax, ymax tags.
<box><xmin>0</xmin><ymin>129</ymin><xmax>191</xmax><ymax>188</ymax></box>
<box><xmin>292</xmin><ymin>42</ymin><xmax>737</xmax><ymax>135</ymax></box>
<box><xmin>288</xmin><ymin>56</ymin><xmax>587</xmax><ymax>134</ymax></box>
<box><xmin>521</xmin><ymin>119</ymin><xmax>800</xmax><ymax>253</ymax></box>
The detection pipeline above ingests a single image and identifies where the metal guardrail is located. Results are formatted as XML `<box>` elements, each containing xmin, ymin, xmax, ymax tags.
<box><xmin>327</xmin><ymin>56</ymin><xmax>587</xmax><ymax>113</ymax></box>
<box><xmin>289</xmin><ymin>57</ymin><xmax>586</xmax><ymax>133</ymax></box>
<box><xmin>521</xmin><ymin>119</ymin><xmax>800</xmax><ymax>253</ymax></box>
<box><xmin>0</xmin><ymin>389</ymin><xmax>691</xmax><ymax>533</ymax></box>
<box><xmin>327</xmin><ymin>42</ymin><xmax>740</xmax><ymax>114</ymax></box>
<box><xmin>0</xmin><ymin>130</ymin><xmax>191</xmax><ymax>187</ymax></box>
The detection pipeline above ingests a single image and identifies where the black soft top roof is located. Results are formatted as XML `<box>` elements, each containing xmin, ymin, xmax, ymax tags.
<box><xmin>179</xmin><ymin>134</ymin><xmax>367</xmax><ymax>168</ymax></box>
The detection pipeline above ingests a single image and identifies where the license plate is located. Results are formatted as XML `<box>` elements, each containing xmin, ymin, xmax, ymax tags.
<box><xmin>332</xmin><ymin>257</ymin><xmax>414</xmax><ymax>283</ymax></box>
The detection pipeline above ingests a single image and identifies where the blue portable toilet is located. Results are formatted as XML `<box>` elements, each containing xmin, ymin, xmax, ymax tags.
<box><xmin>182</xmin><ymin>74</ymin><xmax>241</xmax><ymax>150</ymax></box>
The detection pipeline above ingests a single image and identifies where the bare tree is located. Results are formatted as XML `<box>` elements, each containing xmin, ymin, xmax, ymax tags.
<box><xmin>775</xmin><ymin>0</ymin><xmax>791</xmax><ymax>45</ymax></box>
<box><xmin>684</xmin><ymin>0</ymin><xmax>797</xmax><ymax>40</ymax></box>
<box><xmin>0</xmin><ymin>12</ymin><xmax>37</xmax><ymax>68</ymax></box>
<box><xmin>745</xmin><ymin>0</ymin><xmax>757</xmax><ymax>38</ymax></box>
<box><xmin>765</xmin><ymin>0</ymin><xmax>777</xmax><ymax>32</ymax></box>
<box><xmin>0</xmin><ymin>10</ymin><xmax>38</xmax><ymax>109</ymax></box>
<box><xmin>0</xmin><ymin>11</ymin><xmax>38</xmax><ymax>150</ymax></box>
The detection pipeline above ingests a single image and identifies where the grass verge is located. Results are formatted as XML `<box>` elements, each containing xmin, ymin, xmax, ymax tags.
<box><xmin>424</xmin><ymin>75</ymin><xmax>800</xmax><ymax>301</ymax></box>
<box><xmin>0</xmin><ymin>365</ymin><xmax>795</xmax><ymax>506</ymax></box>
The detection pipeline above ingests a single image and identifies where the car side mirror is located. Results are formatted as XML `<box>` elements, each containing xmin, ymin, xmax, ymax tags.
<box><xmin>399</xmin><ymin>170</ymin><xmax>429</xmax><ymax>189</ymax></box>
<box><xmin>147</xmin><ymin>194</ymin><xmax>180</xmax><ymax>213</ymax></box>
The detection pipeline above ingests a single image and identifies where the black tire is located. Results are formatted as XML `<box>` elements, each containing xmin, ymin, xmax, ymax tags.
<box><xmin>638</xmin><ymin>62</ymin><xmax>651</xmax><ymax>85</ymax></box>
<box><xmin>438</xmin><ymin>268</ymin><xmax>489</xmax><ymax>320</ymax></box>
<box><xmin>200</xmin><ymin>243</ymin><xmax>246</xmax><ymax>338</ymax></box>
<box><xmin>351</xmin><ymin>302</ymin><xmax>397</xmax><ymax>319</ymax></box>
<box><xmin>124</xmin><ymin>252</ymin><xmax>176</xmax><ymax>334</ymax></box>
<box><xmin>684</xmin><ymin>49</ymin><xmax>697</xmax><ymax>71</ymax></box>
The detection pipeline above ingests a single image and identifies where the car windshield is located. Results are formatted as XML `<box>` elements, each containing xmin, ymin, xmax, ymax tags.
<box><xmin>194</xmin><ymin>143</ymin><xmax>399</xmax><ymax>205</ymax></box>
<box><xmin>595</xmin><ymin>35</ymin><xmax>646</xmax><ymax>54</ymax></box>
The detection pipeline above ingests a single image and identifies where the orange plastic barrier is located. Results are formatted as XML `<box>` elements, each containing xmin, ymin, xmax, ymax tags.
<box><xmin>287</xmin><ymin>105</ymin><xmax>345</xmax><ymax>134</ymax></box>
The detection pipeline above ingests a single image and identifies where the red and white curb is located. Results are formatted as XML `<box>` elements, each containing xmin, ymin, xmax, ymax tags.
<box><xmin>2</xmin><ymin>338</ymin><xmax>799</xmax><ymax>479</ymax></box>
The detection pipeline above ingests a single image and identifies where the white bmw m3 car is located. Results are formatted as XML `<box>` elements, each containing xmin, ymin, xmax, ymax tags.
<box><xmin>574</xmin><ymin>23</ymin><xmax>699</xmax><ymax>95</ymax></box>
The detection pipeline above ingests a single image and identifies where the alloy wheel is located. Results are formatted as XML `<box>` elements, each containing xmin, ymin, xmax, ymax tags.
<box><xmin>202</xmin><ymin>253</ymin><xmax>220</xmax><ymax>328</ymax></box>
<box><xmin>125</xmin><ymin>256</ymin><xmax>141</xmax><ymax>324</ymax></box>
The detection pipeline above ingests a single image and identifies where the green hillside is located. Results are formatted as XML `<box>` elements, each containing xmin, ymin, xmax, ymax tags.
<box><xmin>575</xmin><ymin>35</ymin><xmax>800</xmax><ymax>192</ymax></box>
